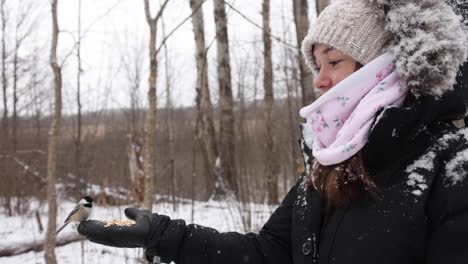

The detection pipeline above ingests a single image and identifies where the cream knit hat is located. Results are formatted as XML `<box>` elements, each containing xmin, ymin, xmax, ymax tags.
<box><xmin>302</xmin><ymin>0</ymin><xmax>393</xmax><ymax>72</ymax></box>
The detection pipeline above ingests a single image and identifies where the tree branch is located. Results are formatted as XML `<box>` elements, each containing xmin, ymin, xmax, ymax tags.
<box><xmin>154</xmin><ymin>0</ymin><xmax>170</xmax><ymax>24</ymax></box>
<box><xmin>156</xmin><ymin>0</ymin><xmax>208</xmax><ymax>55</ymax></box>
<box><xmin>223</xmin><ymin>0</ymin><xmax>296</xmax><ymax>49</ymax></box>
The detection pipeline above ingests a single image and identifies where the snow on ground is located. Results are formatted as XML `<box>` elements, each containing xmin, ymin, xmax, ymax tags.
<box><xmin>0</xmin><ymin>196</ymin><xmax>275</xmax><ymax>264</ymax></box>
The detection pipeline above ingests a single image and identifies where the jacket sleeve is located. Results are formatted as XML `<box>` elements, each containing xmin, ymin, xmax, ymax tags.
<box><xmin>426</xmin><ymin>137</ymin><xmax>468</xmax><ymax>264</ymax></box>
<box><xmin>153</xmin><ymin>179</ymin><xmax>301</xmax><ymax>264</ymax></box>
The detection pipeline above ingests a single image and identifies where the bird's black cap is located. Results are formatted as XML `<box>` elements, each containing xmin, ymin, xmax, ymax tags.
<box><xmin>83</xmin><ymin>196</ymin><xmax>93</xmax><ymax>203</ymax></box>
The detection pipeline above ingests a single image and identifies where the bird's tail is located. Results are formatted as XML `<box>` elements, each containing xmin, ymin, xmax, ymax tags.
<box><xmin>55</xmin><ymin>222</ymin><xmax>69</xmax><ymax>236</ymax></box>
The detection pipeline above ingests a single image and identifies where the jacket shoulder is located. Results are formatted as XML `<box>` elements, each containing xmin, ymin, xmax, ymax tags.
<box><xmin>425</xmin><ymin>126</ymin><xmax>468</xmax><ymax>263</ymax></box>
<box><xmin>426</xmin><ymin>126</ymin><xmax>468</xmax><ymax>222</ymax></box>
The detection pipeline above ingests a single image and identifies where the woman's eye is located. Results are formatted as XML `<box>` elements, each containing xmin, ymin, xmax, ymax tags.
<box><xmin>329</xmin><ymin>60</ymin><xmax>342</xmax><ymax>66</ymax></box>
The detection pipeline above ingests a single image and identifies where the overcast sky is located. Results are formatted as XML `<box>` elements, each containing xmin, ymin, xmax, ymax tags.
<box><xmin>4</xmin><ymin>0</ymin><xmax>317</xmax><ymax>115</ymax></box>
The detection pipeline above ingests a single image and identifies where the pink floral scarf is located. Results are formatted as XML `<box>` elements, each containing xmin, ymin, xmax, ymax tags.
<box><xmin>299</xmin><ymin>52</ymin><xmax>409</xmax><ymax>166</ymax></box>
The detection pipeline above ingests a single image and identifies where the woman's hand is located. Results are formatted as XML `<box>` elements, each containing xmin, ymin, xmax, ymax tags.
<box><xmin>78</xmin><ymin>207</ymin><xmax>170</xmax><ymax>248</ymax></box>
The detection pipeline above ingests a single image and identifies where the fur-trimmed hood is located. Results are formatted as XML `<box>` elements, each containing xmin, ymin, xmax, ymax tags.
<box><xmin>303</xmin><ymin>0</ymin><xmax>468</xmax><ymax>98</ymax></box>
<box><xmin>368</xmin><ymin>0</ymin><xmax>468</xmax><ymax>98</ymax></box>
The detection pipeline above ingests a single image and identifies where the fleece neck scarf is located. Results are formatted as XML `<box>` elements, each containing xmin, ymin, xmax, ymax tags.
<box><xmin>299</xmin><ymin>52</ymin><xmax>409</xmax><ymax>166</ymax></box>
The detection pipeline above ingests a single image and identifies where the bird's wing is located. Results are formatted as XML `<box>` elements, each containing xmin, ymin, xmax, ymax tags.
<box><xmin>64</xmin><ymin>204</ymin><xmax>80</xmax><ymax>223</ymax></box>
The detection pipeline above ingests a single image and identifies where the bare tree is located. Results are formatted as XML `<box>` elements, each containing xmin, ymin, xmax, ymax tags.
<box><xmin>11</xmin><ymin>0</ymin><xmax>35</xmax><ymax>153</ymax></box>
<box><xmin>28</xmin><ymin>47</ymin><xmax>46</xmax><ymax>150</ymax></box>
<box><xmin>213</xmin><ymin>0</ymin><xmax>238</xmax><ymax>195</ymax></box>
<box><xmin>73</xmin><ymin>0</ymin><xmax>83</xmax><ymax>190</ymax></box>
<box><xmin>142</xmin><ymin>0</ymin><xmax>169</xmax><ymax>210</ymax></box>
<box><xmin>160</xmin><ymin>9</ymin><xmax>176</xmax><ymax>211</ymax></box>
<box><xmin>120</xmin><ymin>33</ymin><xmax>145</xmax><ymax>203</ymax></box>
<box><xmin>118</xmin><ymin>28</ymin><xmax>145</xmax><ymax>138</ymax></box>
<box><xmin>44</xmin><ymin>0</ymin><xmax>61</xmax><ymax>262</ymax></box>
<box><xmin>118</xmin><ymin>31</ymin><xmax>145</xmax><ymax>203</ymax></box>
<box><xmin>316</xmin><ymin>0</ymin><xmax>329</xmax><ymax>15</ymax></box>
<box><xmin>1</xmin><ymin>0</ymin><xmax>8</xmax><ymax>151</ymax></box>
<box><xmin>189</xmin><ymin>0</ymin><xmax>224</xmax><ymax>198</ymax></box>
<box><xmin>262</xmin><ymin>0</ymin><xmax>277</xmax><ymax>203</ymax></box>
<box><xmin>281</xmin><ymin>4</ymin><xmax>300</xmax><ymax>191</ymax></box>
<box><xmin>293</xmin><ymin>0</ymin><xmax>315</xmax><ymax>106</ymax></box>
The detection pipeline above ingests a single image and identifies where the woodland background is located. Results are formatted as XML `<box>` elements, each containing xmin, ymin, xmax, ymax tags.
<box><xmin>0</xmin><ymin>0</ymin><xmax>329</xmax><ymax>262</ymax></box>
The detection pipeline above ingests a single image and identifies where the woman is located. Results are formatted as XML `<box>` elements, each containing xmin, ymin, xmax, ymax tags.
<box><xmin>78</xmin><ymin>0</ymin><xmax>468</xmax><ymax>263</ymax></box>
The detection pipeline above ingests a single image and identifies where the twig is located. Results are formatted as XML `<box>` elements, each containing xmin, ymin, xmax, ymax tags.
<box><xmin>222</xmin><ymin>0</ymin><xmax>297</xmax><ymax>49</ymax></box>
<box><xmin>156</xmin><ymin>0</ymin><xmax>208</xmax><ymax>55</ymax></box>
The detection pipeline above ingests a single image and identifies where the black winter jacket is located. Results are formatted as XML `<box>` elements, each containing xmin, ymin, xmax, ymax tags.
<box><xmin>152</xmin><ymin>87</ymin><xmax>468</xmax><ymax>264</ymax></box>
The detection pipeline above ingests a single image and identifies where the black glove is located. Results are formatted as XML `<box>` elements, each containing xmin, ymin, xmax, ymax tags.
<box><xmin>78</xmin><ymin>207</ymin><xmax>172</xmax><ymax>261</ymax></box>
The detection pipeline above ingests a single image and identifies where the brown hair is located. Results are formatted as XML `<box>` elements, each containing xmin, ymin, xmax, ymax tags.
<box><xmin>307</xmin><ymin>151</ymin><xmax>379</xmax><ymax>208</ymax></box>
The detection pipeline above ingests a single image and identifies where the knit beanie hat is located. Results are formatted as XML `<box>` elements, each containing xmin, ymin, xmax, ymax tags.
<box><xmin>302</xmin><ymin>0</ymin><xmax>468</xmax><ymax>98</ymax></box>
<box><xmin>302</xmin><ymin>0</ymin><xmax>392</xmax><ymax>72</ymax></box>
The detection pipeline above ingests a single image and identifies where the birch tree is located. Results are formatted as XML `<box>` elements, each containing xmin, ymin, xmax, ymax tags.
<box><xmin>293</xmin><ymin>0</ymin><xmax>315</xmax><ymax>106</ymax></box>
<box><xmin>142</xmin><ymin>0</ymin><xmax>169</xmax><ymax>210</ymax></box>
<box><xmin>262</xmin><ymin>0</ymin><xmax>277</xmax><ymax>203</ymax></box>
<box><xmin>44</xmin><ymin>0</ymin><xmax>61</xmax><ymax>262</ymax></box>
<box><xmin>190</xmin><ymin>0</ymin><xmax>224</xmax><ymax>198</ymax></box>
<box><xmin>213</xmin><ymin>0</ymin><xmax>238</xmax><ymax>195</ymax></box>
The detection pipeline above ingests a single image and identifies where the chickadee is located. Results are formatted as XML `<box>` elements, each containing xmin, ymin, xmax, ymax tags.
<box><xmin>56</xmin><ymin>196</ymin><xmax>93</xmax><ymax>236</ymax></box>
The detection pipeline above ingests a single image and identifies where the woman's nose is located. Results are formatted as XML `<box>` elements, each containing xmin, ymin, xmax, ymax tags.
<box><xmin>314</xmin><ymin>69</ymin><xmax>332</xmax><ymax>93</ymax></box>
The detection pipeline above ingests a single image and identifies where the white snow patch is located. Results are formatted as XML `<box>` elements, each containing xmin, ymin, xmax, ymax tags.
<box><xmin>405</xmin><ymin>151</ymin><xmax>436</xmax><ymax>172</ymax></box>
<box><xmin>405</xmin><ymin>151</ymin><xmax>435</xmax><ymax>196</ymax></box>
<box><xmin>458</xmin><ymin>128</ymin><xmax>468</xmax><ymax>141</ymax></box>
<box><xmin>445</xmin><ymin>148</ymin><xmax>468</xmax><ymax>186</ymax></box>
<box><xmin>438</xmin><ymin>132</ymin><xmax>461</xmax><ymax>149</ymax></box>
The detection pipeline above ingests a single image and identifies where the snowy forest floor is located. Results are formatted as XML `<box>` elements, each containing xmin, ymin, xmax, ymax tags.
<box><xmin>0</xmin><ymin>196</ymin><xmax>275</xmax><ymax>264</ymax></box>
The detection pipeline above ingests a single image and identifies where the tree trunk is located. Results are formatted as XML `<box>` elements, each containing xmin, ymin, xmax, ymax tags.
<box><xmin>316</xmin><ymin>0</ymin><xmax>329</xmax><ymax>16</ymax></box>
<box><xmin>213</xmin><ymin>0</ymin><xmax>238</xmax><ymax>195</ymax></box>
<box><xmin>262</xmin><ymin>0</ymin><xmax>277</xmax><ymax>203</ymax></box>
<box><xmin>236</xmin><ymin>58</ymin><xmax>248</xmax><ymax>194</ymax></box>
<box><xmin>45</xmin><ymin>0</ymin><xmax>61</xmax><ymax>263</ymax></box>
<box><xmin>293</xmin><ymin>0</ymin><xmax>316</xmax><ymax>106</ymax></box>
<box><xmin>12</xmin><ymin>30</ymin><xmax>18</xmax><ymax>153</ymax></box>
<box><xmin>74</xmin><ymin>0</ymin><xmax>83</xmax><ymax>194</ymax></box>
<box><xmin>161</xmin><ymin>13</ymin><xmax>176</xmax><ymax>211</ymax></box>
<box><xmin>282</xmin><ymin>5</ymin><xmax>300</xmax><ymax>193</ymax></box>
<box><xmin>142</xmin><ymin>0</ymin><xmax>169</xmax><ymax>210</ymax></box>
<box><xmin>1</xmin><ymin>0</ymin><xmax>8</xmax><ymax>152</ymax></box>
<box><xmin>190</xmin><ymin>0</ymin><xmax>224</xmax><ymax>199</ymax></box>
<box><xmin>289</xmin><ymin>65</ymin><xmax>300</xmax><ymax>177</ymax></box>
<box><xmin>143</xmin><ymin>0</ymin><xmax>157</xmax><ymax>211</ymax></box>
<box><xmin>128</xmin><ymin>138</ymin><xmax>144</xmax><ymax>203</ymax></box>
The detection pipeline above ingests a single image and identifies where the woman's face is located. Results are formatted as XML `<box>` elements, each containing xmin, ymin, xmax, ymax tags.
<box><xmin>313</xmin><ymin>43</ymin><xmax>358</xmax><ymax>94</ymax></box>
